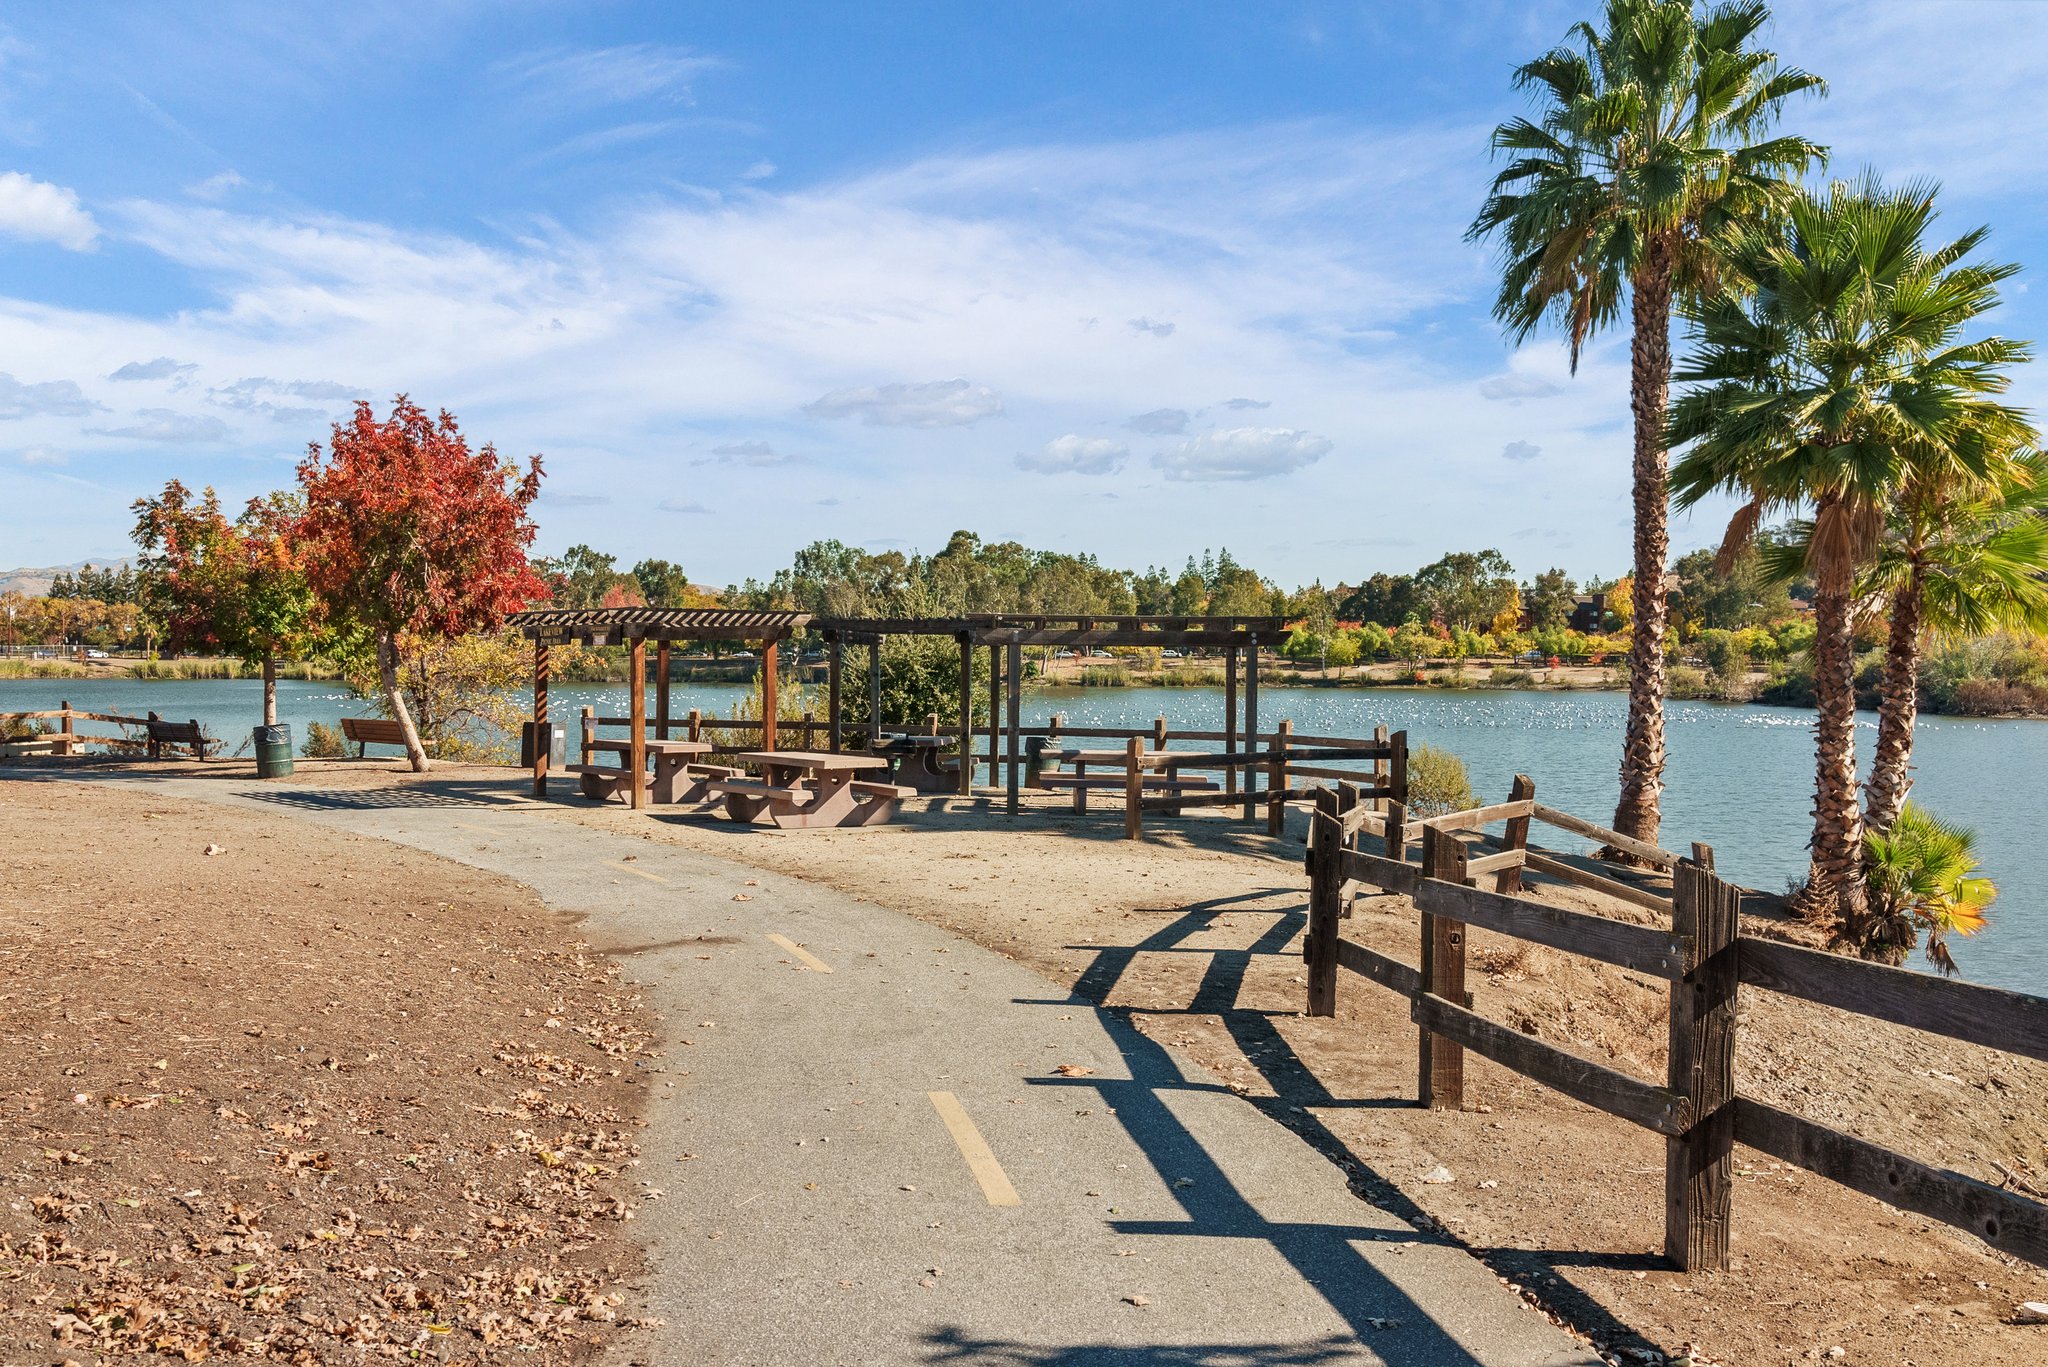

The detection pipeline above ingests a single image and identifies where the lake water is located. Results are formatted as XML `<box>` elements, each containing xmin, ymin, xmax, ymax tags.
<box><xmin>5</xmin><ymin>676</ymin><xmax>2043</xmax><ymax>994</ymax></box>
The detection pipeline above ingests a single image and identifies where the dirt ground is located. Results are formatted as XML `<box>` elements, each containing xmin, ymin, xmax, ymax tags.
<box><xmin>541</xmin><ymin>776</ymin><xmax>2048</xmax><ymax>1367</ymax></box>
<box><xmin>0</xmin><ymin>775</ymin><xmax>658</xmax><ymax>1364</ymax></box>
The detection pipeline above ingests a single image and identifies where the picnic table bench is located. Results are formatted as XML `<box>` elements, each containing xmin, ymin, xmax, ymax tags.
<box><xmin>340</xmin><ymin>717</ymin><xmax>409</xmax><ymax>757</ymax></box>
<box><xmin>1046</xmin><ymin>747</ymin><xmax>1219</xmax><ymax>815</ymax></box>
<box><xmin>144</xmin><ymin>713</ymin><xmax>214</xmax><ymax>761</ymax></box>
<box><xmin>872</xmin><ymin>732</ymin><xmax>957</xmax><ymax>793</ymax></box>
<box><xmin>565</xmin><ymin>738</ymin><xmax>721</xmax><ymax>804</ymax></box>
<box><xmin>706</xmin><ymin>751</ymin><xmax>913</xmax><ymax>828</ymax></box>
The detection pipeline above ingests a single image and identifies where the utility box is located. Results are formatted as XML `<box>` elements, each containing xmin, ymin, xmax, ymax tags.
<box><xmin>520</xmin><ymin>721</ymin><xmax>566</xmax><ymax>769</ymax></box>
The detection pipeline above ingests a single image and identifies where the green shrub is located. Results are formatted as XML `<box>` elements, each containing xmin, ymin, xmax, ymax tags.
<box><xmin>1487</xmin><ymin>666</ymin><xmax>1535</xmax><ymax>687</ymax></box>
<box><xmin>300</xmin><ymin>721</ymin><xmax>348</xmax><ymax>758</ymax></box>
<box><xmin>1078</xmin><ymin>665</ymin><xmax>1130</xmax><ymax>687</ymax></box>
<box><xmin>1405</xmin><ymin>743</ymin><xmax>1475</xmax><ymax>818</ymax></box>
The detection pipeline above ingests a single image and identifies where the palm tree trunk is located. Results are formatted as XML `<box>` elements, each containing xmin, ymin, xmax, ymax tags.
<box><xmin>1801</xmin><ymin>564</ymin><xmax>1868</xmax><ymax>937</ymax></box>
<box><xmin>1864</xmin><ymin>566</ymin><xmax>1924</xmax><ymax>833</ymax></box>
<box><xmin>376</xmin><ymin>631</ymin><xmax>431</xmax><ymax>772</ymax></box>
<box><xmin>1613</xmin><ymin>236</ymin><xmax>1677</xmax><ymax>850</ymax></box>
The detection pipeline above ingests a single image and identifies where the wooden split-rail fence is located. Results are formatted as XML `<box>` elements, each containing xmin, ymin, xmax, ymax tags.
<box><xmin>0</xmin><ymin>702</ymin><xmax>196</xmax><ymax>759</ymax></box>
<box><xmin>1303</xmin><ymin>780</ymin><xmax>2048</xmax><ymax>1272</ymax></box>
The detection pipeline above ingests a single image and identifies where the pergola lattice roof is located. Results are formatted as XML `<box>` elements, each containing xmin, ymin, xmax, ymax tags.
<box><xmin>508</xmin><ymin>607</ymin><xmax>813</xmax><ymax>644</ymax></box>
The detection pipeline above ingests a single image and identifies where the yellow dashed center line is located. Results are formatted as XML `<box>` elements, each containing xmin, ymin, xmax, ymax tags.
<box><xmin>927</xmin><ymin>1091</ymin><xmax>1021</xmax><ymax>1207</ymax></box>
<box><xmin>606</xmin><ymin>860</ymin><xmax>670</xmax><ymax>884</ymax></box>
<box><xmin>765</xmin><ymin>933</ymin><xmax>832</xmax><ymax>973</ymax></box>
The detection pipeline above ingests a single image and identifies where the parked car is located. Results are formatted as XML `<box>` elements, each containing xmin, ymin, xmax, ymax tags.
<box><xmin>85</xmin><ymin>649</ymin><xmax>108</xmax><ymax>659</ymax></box>
<box><xmin>1515</xmin><ymin>650</ymin><xmax>1543</xmax><ymax>664</ymax></box>
<box><xmin>731</xmin><ymin>650</ymin><xmax>755</xmax><ymax>659</ymax></box>
<box><xmin>1053</xmin><ymin>650</ymin><xmax>1075</xmax><ymax>659</ymax></box>
<box><xmin>1161</xmin><ymin>649</ymin><xmax>1182</xmax><ymax>658</ymax></box>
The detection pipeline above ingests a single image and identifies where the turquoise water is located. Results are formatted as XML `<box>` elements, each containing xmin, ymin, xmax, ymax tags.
<box><xmin>3</xmin><ymin>677</ymin><xmax>2041</xmax><ymax>994</ymax></box>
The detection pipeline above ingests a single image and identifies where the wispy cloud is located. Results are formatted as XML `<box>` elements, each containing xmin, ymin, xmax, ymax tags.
<box><xmin>501</xmin><ymin>44</ymin><xmax>723</xmax><ymax>110</ymax></box>
<box><xmin>1128</xmin><ymin>316</ymin><xmax>1175</xmax><ymax>337</ymax></box>
<box><xmin>0</xmin><ymin>373</ymin><xmax>99</xmax><ymax>419</ymax></box>
<box><xmin>88</xmin><ymin>409</ymin><xmax>229</xmax><ymax>442</ymax></box>
<box><xmin>1481</xmin><ymin>373</ymin><xmax>1561</xmax><ymax>401</ymax></box>
<box><xmin>1502</xmin><ymin>439</ymin><xmax>1540</xmax><ymax>461</ymax></box>
<box><xmin>110</xmin><ymin>357</ymin><xmax>197</xmax><ymax>382</ymax></box>
<box><xmin>701</xmin><ymin>440</ymin><xmax>800</xmax><ymax>466</ymax></box>
<box><xmin>803</xmin><ymin>379</ymin><xmax>1003</xmax><ymax>428</ymax></box>
<box><xmin>186</xmin><ymin>170</ymin><xmax>247</xmax><ymax>202</ymax></box>
<box><xmin>1126</xmin><ymin>408</ymin><xmax>1188</xmax><ymax>435</ymax></box>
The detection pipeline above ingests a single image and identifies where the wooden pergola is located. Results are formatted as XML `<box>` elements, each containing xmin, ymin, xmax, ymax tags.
<box><xmin>817</xmin><ymin>614</ymin><xmax>1282</xmax><ymax>812</ymax></box>
<box><xmin>507</xmin><ymin>607</ymin><xmax>814</xmax><ymax>802</ymax></box>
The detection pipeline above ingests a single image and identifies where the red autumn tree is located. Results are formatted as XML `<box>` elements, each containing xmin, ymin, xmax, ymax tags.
<box><xmin>295</xmin><ymin>397</ymin><xmax>545</xmax><ymax>771</ymax></box>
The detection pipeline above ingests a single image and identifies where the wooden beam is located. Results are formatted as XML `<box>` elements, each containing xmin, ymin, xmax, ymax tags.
<box><xmin>1531</xmin><ymin>802</ymin><xmax>1679</xmax><ymax>868</ymax></box>
<box><xmin>628</xmin><ymin>637</ymin><xmax>647</xmax><ymax>810</ymax></box>
<box><xmin>1415</xmin><ymin>878</ymin><xmax>1687</xmax><ymax>978</ymax></box>
<box><xmin>1416</xmin><ymin>799</ymin><xmax>1537</xmax><ymax>833</ymax></box>
<box><xmin>531</xmin><ymin>642</ymin><xmax>550</xmax><ymax>799</ymax></box>
<box><xmin>957</xmin><ymin>636</ymin><xmax>974</xmax><ymax>795</ymax></box>
<box><xmin>761</xmin><ymin>639</ymin><xmax>778</xmax><ymax>752</ymax></box>
<box><xmin>1414</xmin><ymin>993</ymin><xmax>1691</xmax><ymax>1138</ymax></box>
<box><xmin>1735</xmin><ymin>1096</ymin><xmax>2048</xmax><ymax>1266</ymax></box>
<box><xmin>828</xmin><ymin>638</ymin><xmax>843</xmax><ymax>753</ymax></box>
<box><xmin>1337</xmin><ymin>938</ymin><xmax>1422</xmax><ymax>998</ymax></box>
<box><xmin>655</xmin><ymin>643</ymin><xmax>671</xmax><ymax>741</ymax></box>
<box><xmin>1267</xmin><ymin>718</ymin><xmax>1292</xmax><ymax>838</ymax></box>
<box><xmin>869</xmin><ymin>640</ymin><xmax>883</xmax><ymax>747</ymax></box>
<box><xmin>1418</xmin><ymin>826</ymin><xmax>1468</xmax><ymax>1110</ymax></box>
<box><xmin>1341</xmin><ymin>848</ymin><xmax>1421</xmax><ymax>896</ymax></box>
<box><xmin>1223</xmin><ymin>646</ymin><xmax>1238</xmax><ymax>801</ymax></box>
<box><xmin>1305</xmin><ymin>796</ymin><xmax>1341</xmax><ymax>1016</ymax></box>
<box><xmin>1124</xmin><ymin>735</ymin><xmax>1143</xmax><ymax>841</ymax></box>
<box><xmin>1006</xmin><ymin>640</ymin><xmax>1022</xmax><ymax>815</ymax></box>
<box><xmin>1667</xmin><ymin>861</ymin><xmax>1739</xmax><ymax>1271</ymax></box>
<box><xmin>1738</xmin><ymin>936</ymin><xmax>2048</xmax><ymax>1063</ymax></box>
<box><xmin>1242</xmin><ymin>641</ymin><xmax>1260</xmax><ymax>821</ymax></box>
<box><xmin>1524</xmin><ymin>851</ymin><xmax>1673</xmax><ymax>914</ymax></box>
<box><xmin>1498</xmin><ymin>775</ymin><xmax>1535</xmax><ymax>893</ymax></box>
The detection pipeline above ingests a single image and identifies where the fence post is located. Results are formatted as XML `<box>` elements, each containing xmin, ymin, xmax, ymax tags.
<box><xmin>1305</xmin><ymin>790</ymin><xmax>1342</xmax><ymax>1016</ymax></box>
<box><xmin>688</xmin><ymin>708</ymin><xmax>703</xmax><ymax>744</ymax></box>
<box><xmin>1384</xmin><ymin>798</ymin><xmax>1409</xmax><ymax>865</ymax></box>
<box><xmin>1124</xmin><ymin>735</ymin><xmax>1143</xmax><ymax>841</ymax></box>
<box><xmin>58</xmin><ymin>700</ymin><xmax>74</xmax><ymax>757</ymax></box>
<box><xmin>1498</xmin><ymin>774</ymin><xmax>1536</xmax><ymax>893</ymax></box>
<box><xmin>1152</xmin><ymin>715</ymin><xmax>1167</xmax><ymax>752</ymax></box>
<box><xmin>1666</xmin><ymin>854</ymin><xmax>1738</xmax><ymax>1271</ymax></box>
<box><xmin>1371</xmin><ymin>724</ymin><xmax>1389</xmax><ymax>811</ymax></box>
<box><xmin>1418</xmin><ymin>825</ymin><xmax>1468</xmax><ymax>1110</ymax></box>
<box><xmin>580</xmin><ymin>706</ymin><xmax>595</xmax><ymax>766</ymax></box>
<box><xmin>1387</xmin><ymin>729</ymin><xmax>1408</xmax><ymax>808</ymax></box>
<box><xmin>1267</xmin><ymin>718</ymin><xmax>1292</xmax><ymax>837</ymax></box>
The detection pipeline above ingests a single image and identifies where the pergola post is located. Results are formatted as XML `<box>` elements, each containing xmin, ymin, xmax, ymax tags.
<box><xmin>868</xmin><ymin>640</ymin><xmax>882</xmax><ymax>746</ymax></box>
<box><xmin>762</xmin><ymin>639</ymin><xmax>779</xmax><ymax>752</ymax></box>
<box><xmin>956</xmin><ymin>635</ymin><xmax>973</xmax><ymax>795</ymax></box>
<box><xmin>828</xmin><ymin>636</ymin><xmax>843</xmax><ymax>752</ymax></box>
<box><xmin>1243</xmin><ymin>635</ymin><xmax>1261</xmax><ymax>822</ymax></box>
<box><xmin>1005</xmin><ymin>639</ymin><xmax>1022</xmax><ymax>815</ymax></box>
<box><xmin>985</xmin><ymin>641</ymin><xmax>1000</xmax><ymax>788</ymax></box>
<box><xmin>655</xmin><ymin>643</ymin><xmax>671</xmax><ymax>740</ymax></box>
<box><xmin>1223</xmin><ymin>646</ymin><xmax>1238</xmax><ymax>802</ymax></box>
<box><xmin>531</xmin><ymin>641</ymin><xmax>550</xmax><ymax>799</ymax></box>
<box><xmin>628</xmin><ymin>635</ymin><xmax>647</xmax><ymax>810</ymax></box>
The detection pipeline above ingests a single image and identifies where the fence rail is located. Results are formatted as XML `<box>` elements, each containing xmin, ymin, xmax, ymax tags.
<box><xmin>1</xmin><ymin>701</ymin><xmax>158</xmax><ymax>757</ymax></box>
<box><xmin>1305</xmin><ymin>776</ymin><xmax>2048</xmax><ymax>1273</ymax></box>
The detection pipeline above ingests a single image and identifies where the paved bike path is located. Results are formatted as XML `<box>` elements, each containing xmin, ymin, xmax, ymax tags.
<box><xmin>60</xmin><ymin>772</ymin><xmax>1598</xmax><ymax>1367</ymax></box>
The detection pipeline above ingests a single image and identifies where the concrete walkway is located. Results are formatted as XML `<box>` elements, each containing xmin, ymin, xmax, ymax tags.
<box><xmin>49</xmin><ymin>771</ymin><xmax>1599</xmax><ymax>1367</ymax></box>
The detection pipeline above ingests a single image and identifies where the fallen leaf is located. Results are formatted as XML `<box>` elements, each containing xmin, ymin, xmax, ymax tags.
<box><xmin>1054</xmin><ymin>1064</ymin><xmax>1095</xmax><ymax>1077</ymax></box>
<box><xmin>1124</xmin><ymin>1294</ymin><xmax>1150</xmax><ymax>1308</ymax></box>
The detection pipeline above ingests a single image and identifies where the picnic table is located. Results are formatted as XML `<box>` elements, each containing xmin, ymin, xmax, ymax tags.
<box><xmin>1044</xmin><ymin>747</ymin><xmax>1219</xmax><ymax>814</ymax></box>
<box><xmin>706</xmin><ymin>751</ymin><xmax>915</xmax><ymax>829</ymax></box>
<box><xmin>873</xmin><ymin>732</ymin><xmax>957</xmax><ymax>792</ymax></box>
<box><xmin>569</xmin><ymin>737</ymin><xmax>726</xmax><ymax>804</ymax></box>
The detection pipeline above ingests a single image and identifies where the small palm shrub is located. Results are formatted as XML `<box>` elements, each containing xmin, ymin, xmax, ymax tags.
<box><xmin>1861</xmin><ymin>803</ymin><xmax>1994</xmax><ymax>972</ymax></box>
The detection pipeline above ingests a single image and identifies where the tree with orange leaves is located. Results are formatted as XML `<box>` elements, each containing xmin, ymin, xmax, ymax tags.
<box><xmin>295</xmin><ymin>398</ymin><xmax>544</xmax><ymax>771</ymax></box>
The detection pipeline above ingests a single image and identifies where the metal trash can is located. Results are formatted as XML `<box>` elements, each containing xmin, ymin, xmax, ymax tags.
<box><xmin>520</xmin><ymin>721</ymin><xmax>567</xmax><ymax>769</ymax></box>
<box><xmin>254</xmin><ymin>723</ymin><xmax>293</xmax><ymax>779</ymax></box>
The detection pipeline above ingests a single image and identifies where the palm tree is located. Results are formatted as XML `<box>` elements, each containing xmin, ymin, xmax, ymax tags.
<box><xmin>1862</xmin><ymin>449</ymin><xmax>2047</xmax><ymax>831</ymax></box>
<box><xmin>1671</xmin><ymin>177</ymin><xmax>2028</xmax><ymax>947</ymax></box>
<box><xmin>1469</xmin><ymin>0</ymin><xmax>1823</xmax><ymax>849</ymax></box>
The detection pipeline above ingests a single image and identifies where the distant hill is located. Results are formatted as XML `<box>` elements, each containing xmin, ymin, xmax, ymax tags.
<box><xmin>0</xmin><ymin>558</ymin><xmax>132</xmax><ymax>597</ymax></box>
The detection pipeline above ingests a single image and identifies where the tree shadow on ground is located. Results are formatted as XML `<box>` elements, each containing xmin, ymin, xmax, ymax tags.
<box><xmin>920</xmin><ymin>1328</ymin><xmax>1360</xmax><ymax>1365</ymax></box>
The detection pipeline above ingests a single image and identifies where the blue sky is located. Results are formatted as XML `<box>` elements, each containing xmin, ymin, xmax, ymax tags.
<box><xmin>2</xmin><ymin>1</ymin><xmax>2044</xmax><ymax>587</ymax></box>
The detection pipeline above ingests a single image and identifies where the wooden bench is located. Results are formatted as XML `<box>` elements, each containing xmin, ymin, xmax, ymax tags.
<box><xmin>705</xmin><ymin>778</ymin><xmax>811</xmax><ymax>804</ymax></box>
<box><xmin>340</xmin><ymin>717</ymin><xmax>409</xmax><ymax>757</ymax></box>
<box><xmin>144</xmin><ymin>715</ymin><xmax>213</xmax><ymax>761</ymax></box>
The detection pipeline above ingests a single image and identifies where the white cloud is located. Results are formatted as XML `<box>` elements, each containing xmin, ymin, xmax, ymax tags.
<box><xmin>1502</xmin><ymin>440</ymin><xmax>1541</xmax><ymax>461</ymax></box>
<box><xmin>740</xmin><ymin>160</ymin><xmax>776</xmax><ymax>181</ymax></box>
<box><xmin>88</xmin><ymin>409</ymin><xmax>229</xmax><ymax>442</ymax></box>
<box><xmin>1221</xmin><ymin>397</ymin><xmax>1270</xmax><ymax>410</ymax></box>
<box><xmin>659</xmin><ymin>499</ymin><xmax>713</xmax><ymax>515</ymax></box>
<box><xmin>215</xmin><ymin>376</ymin><xmax>366</xmax><ymax>402</ymax></box>
<box><xmin>0</xmin><ymin>373</ymin><xmax>98</xmax><ymax>418</ymax></box>
<box><xmin>1015</xmin><ymin>434</ymin><xmax>1126</xmax><ymax>475</ymax></box>
<box><xmin>1129</xmin><ymin>317</ymin><xmax>1175</xmax><ymax>337</ymax></box>
<box><xmin>1481</xmin><ymin>374</ymin><xmax>1562</xmax><ymax>401</ymax></box>
<box><xmin>502</xmin><ymin>44</ymin><xmax>722</xmax><ymax>108</ymax></box>
<box><xmin>187</xmin><ymin>170</ymin><xmax>248</xmax><ymax>201</ymax></box>
<box><xmin>1126</xmin><ymin>408</ymin><xmax>1188</xmax><ymax>434</ymax></box>
<box><xmin>803</xmin><ymin>379</ymin><xmax>1004</xmax><ymax>428</ymax></box>
<box><xmin>110</xmin><ymin>357</ymin><xmax>197</xmax><ymax>382</ymax></box>
<box><xmin>16</xmin><ymin>445</ymin><xmax>67</xmax><ymax>466</ymax></box>
<box><xmin>539</xmin><ymin>491</ymin><xmax>609</xmax><ymax>507</ymax></box>
<box><xmin>1153</xmin><ymin>427</ymin><xmax>1330</xmax><ymax>482</ymax></box>
<box><xmin>0</xmin><ymin>172</ymin><xmax>97</xmax><ymax>251</ymax></box>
